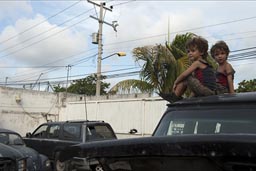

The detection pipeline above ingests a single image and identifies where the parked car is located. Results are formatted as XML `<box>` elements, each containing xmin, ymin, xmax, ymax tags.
<box><xmin>0</xmin><ymin>128</ymin><xmax>51</xmax><ymax>171</ymax></box>
<box><xmin>58</xmin><ymin>92</ymin><xmax>256</xmax><ymax>171</ymax></box>
<box><xmin>0</xmin><ymin>142</ymin><xmax>27</xmax><ymax>170</ymax></box>
<box><xmin>23</xmin><ymin>120</ymin><xmax>117</xmax><ymax>169</ymax></box>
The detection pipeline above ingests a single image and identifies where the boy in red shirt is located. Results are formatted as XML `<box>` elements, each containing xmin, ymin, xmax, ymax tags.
<box><xmin>210</xmin><ymin>41</ymin><xmax>235</xmax><ymax>94</ymax></box>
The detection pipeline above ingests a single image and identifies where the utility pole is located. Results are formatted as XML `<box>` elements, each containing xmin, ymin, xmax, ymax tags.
<box><xmin>96</xmin><ymin>2</ymin><xmax>104</xmax><ymax>97</ymax></box>
<box><xmin>66</xmin><ymin>65</ymin><xmax>71</xmax><ymax>97</ymax></box>
<box><xmin>5</xmin><ymin>77</ymin><xmax>8</xmax><ymax>87</ymax></box>
<box><xmin>87</xmin><ymin>0</ymin><xmax>118</xmax><ymax>97</ymax></box>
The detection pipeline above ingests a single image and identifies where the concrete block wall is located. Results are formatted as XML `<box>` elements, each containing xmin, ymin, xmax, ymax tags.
<box><xmin>0</xmin><ymin>87</ymin><xmax>59</xmax><ymax>135</ymax></box>
<box><xmin>59</xmin><ymin>97</ymin><xmax>168</xmax><ymax>138</ymax></box>
<box><xmin>0</xmin><ymin>86</ymin><xmax>168</xmax><ymax>138</ymax></box>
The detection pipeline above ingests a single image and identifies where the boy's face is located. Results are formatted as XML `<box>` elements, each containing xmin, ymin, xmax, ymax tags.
<box><xmin>214</xmin><ymin>49</ymin><xmax>227</xmax><ymax>64</ymax></box>
<box><xmin>187</xmin><ymin>46</ymin><xmax>203</xmax><ymax>62</ymax></box>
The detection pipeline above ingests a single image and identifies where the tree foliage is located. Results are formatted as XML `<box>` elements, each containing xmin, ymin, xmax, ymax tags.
<box><xmin>109</xmin><ymin>33</ymin><xmax>195</xmax><ymax>94</ymax></box>
<box><xmin>53</xmin><ymin>74</ymin><xmax>110</xmax><ymax>95</ymax></box>
<box><xmin>53</xmin><ymin>84</ymin><xmax>66</xmax><ymax>93</ymax></box>
<box><xmin>109</xmin><ymin>79</ymin><xmax>154</xmax><ymax>94</ymax></box>
<box><xmin>236</xmin><ymin>79</ymin><xmax>256</xmax><ymax>92</ymax></box>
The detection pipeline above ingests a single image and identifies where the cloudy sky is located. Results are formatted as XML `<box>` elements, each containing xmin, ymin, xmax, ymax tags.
<box><xmin>0</xmin><ymin>0</ymin><xmax>255</xmax><ymax>91</ymax></box>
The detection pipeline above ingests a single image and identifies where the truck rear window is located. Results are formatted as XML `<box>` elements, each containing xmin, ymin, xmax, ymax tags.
<box><xmin>86</xmin><ymin>125</ymin><xmax>116</xmax><ymax>141</ymax></box>
<box><xmin>154</xmin><ymin>108</ymin><xmax>256</xmax><ymax>136</ymax></box>
<box><xmin>63</xmin><ymin>124</ymin><xmax>81</xmax><ymax>140</ymax></box>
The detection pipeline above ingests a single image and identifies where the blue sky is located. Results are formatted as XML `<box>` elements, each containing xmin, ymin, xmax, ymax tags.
<box><xmin>0</xmin><ymin>0</ymin><xmax>256</xmax><ymax>91</ymax></box>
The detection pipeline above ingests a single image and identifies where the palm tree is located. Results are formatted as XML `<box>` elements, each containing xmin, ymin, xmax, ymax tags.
<box><xmin>108</xmin><ymin>33</ymin><xmax>198</xmax><ymax>95</ymax></box>
<box><xmin>109</xmin><ymin>79</ymin><xmax>154</xmax><ymax>95</ymax></box>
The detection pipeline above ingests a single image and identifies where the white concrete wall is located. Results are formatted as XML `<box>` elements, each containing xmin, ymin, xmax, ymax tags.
<box><xmin>0</xmin><ymin>86</ymin><xmax>168</xmax><ymax>138</ymax></box>
<box><xmin>0</xmin><ymin>87</ymin><xmax>59</xmax><ymax>136</ymax></box>
<box><xmin>59</xmin><ymin>97</ymin><xmax>168</xmax><ymax>138</ymax></box>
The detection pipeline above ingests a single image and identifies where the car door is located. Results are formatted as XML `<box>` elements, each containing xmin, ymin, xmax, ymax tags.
<box><xmin>24</xmin><ymin>124</ymin><xmax>49</xmax><ymax>155</ymax></box>
<box><xmin>26</xmin><ymin>124</ymin><xmax>61</xmax><ymax>159</ymax></box>
<box><xmin>45</xmin><ymin>124</ymin><xmax>61</xmax><ymax>158</ymax></box>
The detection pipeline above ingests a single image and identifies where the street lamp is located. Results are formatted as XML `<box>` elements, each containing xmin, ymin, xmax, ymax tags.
<box><xmin>96</xmin><ymin>52</ymin><xmax>126</xmax><ymax>97</ymax></box>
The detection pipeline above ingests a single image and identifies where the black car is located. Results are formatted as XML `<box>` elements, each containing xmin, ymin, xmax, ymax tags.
<box><xmin>0</xmin><ymin>142</ymin><xmax>27</xmax><ymax>170</ymax></box>
<box><xmin>23</xmin><ymin>120</ymin><xmax>117</xmax><ymax>169</ymax></box>
<box><xmin>0</xmin><ymin>128</ymin><xmax>51</xmax><ymax>171</ymax></box>
<box><xmin>58</xmin><ymin>92</ymin><xmax>256</xmax><ymax>171</ymax></box>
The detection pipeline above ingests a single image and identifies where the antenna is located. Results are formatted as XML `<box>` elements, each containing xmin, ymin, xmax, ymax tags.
<box><xmin>84</xmin><ymin>93</ymin><xmax>88</xmax><ymax>121</ymax></box>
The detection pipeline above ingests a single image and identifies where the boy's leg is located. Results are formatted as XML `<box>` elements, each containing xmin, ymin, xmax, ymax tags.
<box><xmin>174</xmin><ymin>81</ymin><xmax>187</xmax><ymax>97</ymax></box>
<box><xmin>216</xmin><ymin>83</ymin><xmax>229</xmax><ymax>94</ymax></box>
<box><xmin>158</xmin><ymin>81</ymin><xmax>186</xmax><ymax>103</ymax></box>
<box><xmin>187</xmin><ymin>76</ymin><xmax>215</xmax><ymax>96</ymax></box>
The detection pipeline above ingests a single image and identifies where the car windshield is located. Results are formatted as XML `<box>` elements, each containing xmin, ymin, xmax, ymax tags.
<box><xmin>154</xmin><ymin>108</ymin><xmax>256</xmax><ymax>136</ymax></box>
<box><xmin>0</xmin><ymin>133</ymin><xmax>24</xmax><ymax>145</ymax></box>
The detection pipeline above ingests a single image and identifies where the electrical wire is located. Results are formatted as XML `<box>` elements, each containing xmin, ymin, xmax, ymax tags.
<box><xmin>0</xmin><ymin>0</ymin><xmax>82</xmax><ymax>45</ymax></box>
<box><xmin>3</xmin><ymin>46</ymin><xmax>256</xmax><ymax>86</ymax></box>
<box><xmin>0</xmin><ymin>8</ymin><xmax>94</xmax><ymax>54</ymax></box>
<box><xmin>0</xmin><ymin>67</ymin><xmax>139</xmax><ymax>85</ymax></box>
<box><xmin>0</xmin><ymin>17</ymin><xmax>91</xmax><ymax>60</ymax></box>
<box><xmin>0</xmin><ymin>49</ymin><xmax>98</xmax><ymax>81</ymax></box>
<box><xmin>104</xmin><ymin>16</ymin><xmax>256</xmax><ymax>47</ymax></box>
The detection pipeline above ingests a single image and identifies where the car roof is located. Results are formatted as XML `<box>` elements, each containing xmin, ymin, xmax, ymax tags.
<box><xmin>42</xmin><ymin>120</ymin><xmax>106</xmax><ymax>125</ymax></box>
<box><xmin>167</xmin><ymin>92</ymin><xmax>256</xmax><ymax>107</ymax></box>
<box><xmin>0</xmin><ymin>128</ymin><xmax>19</xmax><ymax>134</ymax></box>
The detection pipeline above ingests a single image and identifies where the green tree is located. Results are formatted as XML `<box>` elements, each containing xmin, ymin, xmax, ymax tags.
<box><xmin>53</xmin><ymin>84</ymin><xmax>66</xmax><ymax>92</ymax></box>
<box><xmin>109</xmin><ymin>79</ymin><xmax>154</xmax><ymax>94</ymax></box>
<box><xmin>110</xmin><ymin>32</ymin><xmax>218</xmax><ymax>95</ymax></box>
<box><xmin>109</xmin><ymin>32</ymin><xmax>196</xmax><ymax>95</ymax></box>
<box><xmin>53</xmin><ymin>74</ymin><xmax>110</xmax><ymax>95</ymax></box>
<box><xmin>236</xmin><ymin>79</ymin><xmax>256</xmax><ymax>92</ymax></box>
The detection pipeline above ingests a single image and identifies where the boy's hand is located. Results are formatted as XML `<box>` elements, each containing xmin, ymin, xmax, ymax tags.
<box><xmin>173</xmin><ymin>82</ymin><xmax>177</xmax><ymax>91</ymax></box>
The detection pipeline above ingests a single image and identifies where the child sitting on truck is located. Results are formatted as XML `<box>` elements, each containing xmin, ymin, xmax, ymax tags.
<box><xmin>210</xmin><ymin>41</ymin><xmax>235</xmax><ymax>94</ymax></box>
<box><xmin>160</xmin><ymin>36</ymin><xmax>217</xmax><ymax>103</ymax></box>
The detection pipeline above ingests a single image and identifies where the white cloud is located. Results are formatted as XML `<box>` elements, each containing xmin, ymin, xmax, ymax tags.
<box><xmin>0</xmin><ymin>2</ymin><xmax>32</xmax><ymax>21</ymax></box>
<box><xmin>232</xmin><ymin>60</ymin><xmax>256</xmax><ymax>88</ymax></box>
<box><xmin>0</xmin><ymin>14</ymin><xmax>88</xmax><ymax>65</ymax></box>
<box><xmin>1</xmin><ymin>1</ymin><xmax>256</xmax><ymax>88</ymax></box>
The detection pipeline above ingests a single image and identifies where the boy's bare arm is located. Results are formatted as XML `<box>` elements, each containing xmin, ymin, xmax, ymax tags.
<box><xmin>227</xmin><ymin>75</ymin><xmax>235</xmax><ymax>93</ymax></box>
<box><xmin>226</xmin><ymin>63</ymin><xmax>235</xmax><ymax>93</ymax></box>
<box><xmin>174</xmin><ymin>61</ymin><xmax>199</xmax><ymax>86</ymax></box>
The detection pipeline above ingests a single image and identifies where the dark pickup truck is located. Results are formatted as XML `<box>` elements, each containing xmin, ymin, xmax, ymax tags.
<box><xmin>58</xmin><ymin>92</ymin><xmax>256</xmax><ymax>171</ymax></box>
<box><xmin>23</xmin><ymin>120</ymin><xmax>117</xmax><ymax>170</ymax></box>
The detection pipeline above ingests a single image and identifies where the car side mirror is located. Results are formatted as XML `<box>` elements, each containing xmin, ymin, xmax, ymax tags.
<box><xmin>26</xmin><ymin>132</ymin><xmax>32</xmax><ymax>137</ymax></box>
<box><xmin>129</xmin><ymin>129</ymin><xmax>138</xmax><ymax>134</ymax></box>
<box><xmin>13</xmin><ymin>138</ymin><xmax>24</xmax><ymax>145</ymax></box>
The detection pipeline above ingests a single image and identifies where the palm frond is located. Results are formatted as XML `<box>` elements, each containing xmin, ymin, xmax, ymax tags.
<box><xmin>109</xmin><ymin>79</ymin><xmax>154</xmax><ymax>94</ymax></box>
<box><xmin>111</xmin><ymin>32</ymin><xmax>199</xmax><ymax>95</ymax></box>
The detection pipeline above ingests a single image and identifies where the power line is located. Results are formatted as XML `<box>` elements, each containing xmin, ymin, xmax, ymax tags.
<box><xmin>0</xmin><ymin>48</ymin><xmax>98</xmax><ymax>80</ymax></box>
<box><xmin>230</xmin><ymin>46</ymin><xmax>256</xmax><ymax>53</ymax></box>
<box><xmin>110</xmin><ymin>0</ymin><xmax>137</xmax><ymax>7</ymax></box>
<box><xmin>0</xmin><ymin>8</ymin><xmax>94</xmax><ymax>54</ymax></box>
<box><xmin>2</xmin><ymin>45</ymin><xmax>256</xmax><ymax>84</ymax></box>
<box><xmin>104</xmin><ymin>16</ymin><xmax>256</xmax><ymax>47</ymax></box>
<box><xmin>0</xmin><ymin>0</ymin><xmax>82</xmax><ymax>45</ymax></box>
<box><xmin>2</xmin><ymin>54</ymin><xmax>95</xmax><ymax>83</ymax></box>
<box><xmin>0</xmin><ymin>17</ymin><xmax>91</xmax><ymax>60</ymax></box>
<box><xmin>1</xmin><ymin>67</ymin><xmax>139</xmax><ymax>84</ymax></box>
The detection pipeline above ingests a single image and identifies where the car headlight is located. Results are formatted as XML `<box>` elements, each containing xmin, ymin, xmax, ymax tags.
<box><xmin>17</xmin><ymin>158</ymin><xmax>26</xmax><ymax>171</ymax></box>
<box><xmin>45</xmin><ymin>159</ymin><xmax>51</xmax><ymax>168</ymax></box>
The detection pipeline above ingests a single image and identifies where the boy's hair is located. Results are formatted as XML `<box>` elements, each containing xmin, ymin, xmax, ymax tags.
<box><xmin>210</xmin><ymin>40</ymin><xmax>230</xmax><ymax>58</ymax></box>
<box><xmin>185</xmin><ymin>36</ymin><xmax>209</xmax><ymax>59</ymax></box>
